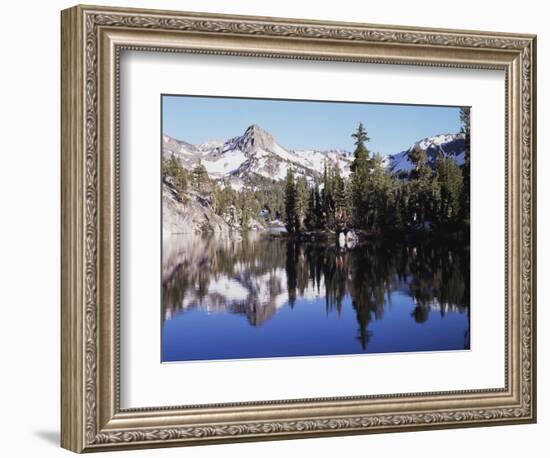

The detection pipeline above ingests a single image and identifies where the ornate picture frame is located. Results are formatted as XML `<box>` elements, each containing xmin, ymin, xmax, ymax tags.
<box><xmin>61</xmin><ymin>4</ymin><xmax>536</xmax><ymax>453</ymax></box>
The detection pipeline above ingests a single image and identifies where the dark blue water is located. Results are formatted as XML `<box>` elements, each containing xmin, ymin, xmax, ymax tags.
<box><xmin>162</xmin><ymin>234</ymin><xmax>470</xmax><ymax>362</ymax></box>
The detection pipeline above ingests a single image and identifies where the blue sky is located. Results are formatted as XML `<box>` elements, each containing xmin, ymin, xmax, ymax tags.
<box><xmin>162</xmin><ymin>95</ymin><xmax>464</xmax><ymax>155</ymax></box>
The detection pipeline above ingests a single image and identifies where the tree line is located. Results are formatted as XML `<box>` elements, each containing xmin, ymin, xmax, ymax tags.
<box><xmin>284</xmin><ymin>111</ymin><xmax>470</xmax><ymax>236</ymax></box>
<box><xmin>162</xmin><ymin>108</ymin><xmax>470</xmax><ymax>235</ymax></box>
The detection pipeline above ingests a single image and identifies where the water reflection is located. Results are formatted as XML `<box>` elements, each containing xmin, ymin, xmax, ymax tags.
<box><xmin>162</xmin><ymin>233</ymin><xmax>470</xmax><ymax>361</ymax></box>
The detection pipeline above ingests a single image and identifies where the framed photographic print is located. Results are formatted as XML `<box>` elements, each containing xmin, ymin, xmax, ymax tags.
<box><xmin>61</xmin><ymin>4</ymin><xmax>537</xmax><ymax>453</ymax></box>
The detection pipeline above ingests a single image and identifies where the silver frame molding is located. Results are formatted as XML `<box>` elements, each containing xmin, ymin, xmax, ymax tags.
<box><xmin>61</xmin><ymin>4</ymin><xmax>537</xmax><ymax>453</ymax></box>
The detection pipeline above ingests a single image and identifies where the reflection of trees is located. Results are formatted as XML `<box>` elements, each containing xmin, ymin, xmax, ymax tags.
<box><xmin>295</xmin><ymin>239</ymin><xmax>470</xmax><ymax>348</ymax></box>
<box><xmin>163</xmin><ymin>234</ymin><xmax>470</xmax><ymax>348</ymax></box>
<box><xmin>407</xmin><ymin>243</ymin><xmax>470</xmax><ymax>324</ymax></box>
<box><xmin>347</xmin><ymin>245</ymin><xmax>392</xmax><ymax>349</ymax></box>
<box><xmin>285</xmin><ymin>240</ymin><xmax>298</xmax><ymax>307</ymax></box>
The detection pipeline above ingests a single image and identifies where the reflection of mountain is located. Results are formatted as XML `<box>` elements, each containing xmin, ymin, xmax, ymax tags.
<box><xmin>162</xmin><ymin>234</ymin><xmax>470</xmax><ymax>345</ymax></box>
<box><xmin>163</xmin><ymin>234</ymin><xmax>297</xmax><ymax>326</ymax></box>
<box><xmin>163</xmin><ymin>125</ymin><xmax>466</xmax><ymax>188</ymax></box>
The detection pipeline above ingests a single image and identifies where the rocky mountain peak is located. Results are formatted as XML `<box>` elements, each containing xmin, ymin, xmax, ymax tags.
<box><xmin>244</xmin><ymin>124</ymin><xmax>269</xmax><ymax>137</ymax></box>
<box><xmin>225</xmin><ymin>124</ymin><xmax>279</xmax><ymax>155</ymax></box>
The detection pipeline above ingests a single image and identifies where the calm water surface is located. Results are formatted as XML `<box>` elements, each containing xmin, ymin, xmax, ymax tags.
<box><xmin>162</xmin><ymin>233</ymin><xmax>470</xmax><ymax>362</ymax></box>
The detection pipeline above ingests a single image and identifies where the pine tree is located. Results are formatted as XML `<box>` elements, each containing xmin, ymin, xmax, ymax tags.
<box><xmin>351</xmin><ymin>122</ymin><xmax>371</xmax><ymax>172</ymax></box>
<box><xmin>460</xmin><ymin>108</ymin><xmax>471</xmax><ymax>138</ymax></box>
<box><xmin>295</xmin><ymin>176</ymin><xmax>309</xmax><ymax>232</ymax></box>
<box><xmin>163</xmin><ymin>154</ymin><xmax>178</xmax><ymax>180</ymax></box>
<box><xmin>369</xmin><ymin>153</ymin><xmax>394</xmax><ymax>231</ymax></box>
<box><xmin>435</xmin><ymin>153</ymin><xmax>464</xmax><ymax>226</ymax></box>
<box><xmin>214</xmin><ymin>184</ymin><xmax>236</xmax><ymax>217</ymax></box>
<box><xmin>305</xmin><ymin>186</ymin><xmax>317</xmax><ymax>230</ymax></box>
<box><xmin>163</xmin><ymin>154</ymin><xmax>189</xmax><ymax>199</ymax></box>
<box><xmin>314</xmin><ymin>183</ymin><xmax>323</xmax><ymax>229</ymax></box>
<box><xmin>321</xmin><ymin>161</ymin><xmax>336</xmax><ymax>229</ymax></box>
<box><xmin>459</xmin><ymin>107</ymin><xmax>471</xmax><ymax>225</ymax></box>
<box><xmin>284</xmin><ymin>168</ymin><xmax>297</xmax><ymax>233</ymax></box>
<box><xmin>408</xmin><ymin>148</ymin><xmax>433</xmax><ymax>228</ymax></box>
<box><xmin>191</xmin><ymin>160</ymin><xmax>209</xmax><ymax>194</ymax></box>
<box><xmin>351</xmin><ymin>123</ymin><xmax>370</xmax><ymax>157</ymax></box>
<box><xmin>392</xmin><ymin>182</ymin><xmax>406</xmax><ymax>231</ymax></box>
<box><xmin>397</xmin><ymin>181</ymin><xmax>413</xmax><ymax>230</ymax></box>
<box><xmin>333</xmin><ymin>162</ymin><xmax>348</xmax><ymax>229</ymax></box>
<box><xmin>350</xmin><ymin>123</ymin><xmax>372</xmax><ymax>229</ymax></box>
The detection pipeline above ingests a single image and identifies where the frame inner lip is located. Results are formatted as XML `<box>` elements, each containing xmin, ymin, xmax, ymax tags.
<box><xmin>113</xmin><ymin>43</ymin><xmax>511</xmax><ymax>412</ymax></box>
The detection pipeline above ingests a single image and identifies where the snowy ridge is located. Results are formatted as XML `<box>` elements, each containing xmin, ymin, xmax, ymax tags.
<box><xmin>162</xmin><ymin>125</ymin><xmax>466</xmax><ymax>187</ymax></box>
<box><xmin>383</xmin><ymin>132</ymin><xmax>467</xmax><ymax>174</ymax></box>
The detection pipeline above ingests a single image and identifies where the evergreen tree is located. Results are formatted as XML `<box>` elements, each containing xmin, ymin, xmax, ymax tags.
<box><xmin>284</xmin><ymin>168</ymin><xmax>298</xmax><ymax>233</ymax></box>
<box><xmin>191</xmin><ymin>160</ymin><xmax>209</xmax><ymax>194</ymax></box>
<box><xmin>408</xmin><ymin>148</ymin><xmax>433</xmax><ymax>229</ymax></box>
<box><xmin>392</xmin><ymin>182</ymin><xmax>406</xmax><ymax>231</ymax></box>
<box><xmin>314</xmin><ymin>183</ymin><xmax>323</xmax><ymax>228</ymax></box>
<box><xmin>350</xmin><ymin>123</ymin><xmax>372</xmax><ymax>229</ymax></box>
<box><xmin>163</xmin><ymin>154</ymin><xmax>178</xmax><ymax>180</ymax></box>
<box><xmin>435</xmin><ymin>153</ymin><xmax>464</xmax><ymax>226</ymax></box>
<box><xmin>351</xmin><ymin>122</ymin><xmax>371</xmax><ymax>172</ymax></box>
<box><xmin>239</xmin><ymin>190</ymin><xmax>251</xmax><ymax>228</ymax></box>
<box><xmin>321</xmin><ymin>161</ymin><xmax>336</xmax><ymax>229</ymax></box>
<box><xmin>163</xmin><ymin>154</ymin><xmax>189</xmax><ymax>200</ymax></box>
<box><xmin>333</xmin><ymin>163</ymin><xmax>349</xmax><ymax>229</ymax></box>
<box><xmin>460</xmin><ymin>108</ymin><xmax>471</xmax><ymax>138</ymax></box>
<box><xmin>305</xmin><ymin>186</ymin><xmax>317</xmax><ymax>230</ymax></box>
<box><xmin>214</xmin><ymin>184</ymin><xmax>236</xmax><ymax>217</ymax></box>
<box><xmin>459</xmin><ymin>107</ymin><xmax>471</xmax><ymax>225</ymax></box>
<box><xmin>369</xmin><ymin>154</ymin><xmax>395</xmax><ymax>232</ymax></box>
<box><xmin>237</xmin><ymin>180</ymin><xmax>262</xmax><ymax>229</ymax></box>
<box><xmin>295</xmin><ymin>176</ymin><xmax>309</xmax><ymax>232</ymax></box>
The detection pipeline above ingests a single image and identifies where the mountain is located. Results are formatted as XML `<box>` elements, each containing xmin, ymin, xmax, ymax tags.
<box><xmin>163</xmin><ymin>233</ymin><xmax>327</xmax><ymax>325</ymax></box>
<box><xmin>163</xmin><ymin>124</ymin><xmax>353</xmax><ymax>188</ymax></box>
<box><xmin>162</xmin><ymin>125</ymin><xmax>466</xmax><ymax>186</ymax></box>
<box><xmin>382</xmin><ymin>133</ymin><xmax>467</xmax><ymax>174</ymax></box>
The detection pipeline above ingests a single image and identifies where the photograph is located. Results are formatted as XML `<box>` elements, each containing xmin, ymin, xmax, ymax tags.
<box><xmin>161</xmin><ymin>95</ymin><xmax>471</xmax><ymax>362</ymax></box>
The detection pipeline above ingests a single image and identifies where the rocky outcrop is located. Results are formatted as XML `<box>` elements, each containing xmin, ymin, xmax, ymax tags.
<box><xmin>162</xmin><ymin>183</ymin><xmax>231</xmax><ymax>236</ymax></box>
<box><xmin>162</xmin><ymin>182</ymin><xmax>265</xmax><ymax>236</ymax></box>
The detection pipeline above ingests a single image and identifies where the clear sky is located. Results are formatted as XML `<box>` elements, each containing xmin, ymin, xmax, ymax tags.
<box><xmin>162</xmin><ymin>95</ymin><xmax>464</xmax><ymax>155</ymax></box>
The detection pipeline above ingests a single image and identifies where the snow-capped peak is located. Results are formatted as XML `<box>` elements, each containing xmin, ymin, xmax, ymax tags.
<box><xmin>221</xmin><ymin>124</ymin><xmax>282</xmax><ymax>157</ymax></box>
<box><xmin>384</xmin><ymin>132</ymin><xmax>467</xmax><ymax>174</ymax></box>
<box><xmin>412</xmin><ymin>133</ymin><xmax>465</xmax><ymax>153</ymax></box>
<box><xmin>197</xmin><ymin>139</ymin><xmax>224</xmax><ymax>151</ymax></box>
<box><xmin>162</xmin><ymin>128</ymin><xmax>467</xmax><ymax>188</ymax></box>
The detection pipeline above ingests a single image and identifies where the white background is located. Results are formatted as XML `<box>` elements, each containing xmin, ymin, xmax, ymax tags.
<box><xmin>0</xmin><ymin>0</ymin><xmax>547</xmax><ymax>457</ymax></box>
<box><xmin>121</xmin><ymin>53</ymin><xmax>505</xmax><ymax>407</ymax></box>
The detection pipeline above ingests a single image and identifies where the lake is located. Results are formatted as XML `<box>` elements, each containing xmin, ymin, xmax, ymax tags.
<box><xmin>162</xmin><ymin>233</ymin><xmax>470</xmax><ymax>362</ymax></box>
